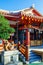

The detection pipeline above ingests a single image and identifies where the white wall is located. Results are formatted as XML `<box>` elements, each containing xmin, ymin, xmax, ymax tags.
<box><xmin>4</xmin><ymin>50</ymin><xmax>19</xmax><ymax>65</ymax></box>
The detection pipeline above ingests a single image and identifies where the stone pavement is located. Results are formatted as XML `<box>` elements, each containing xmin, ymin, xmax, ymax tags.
<box><xmin>5</xmin><ymin>61</ymin><xmax>23</xmax><ymax>65</ymax></box>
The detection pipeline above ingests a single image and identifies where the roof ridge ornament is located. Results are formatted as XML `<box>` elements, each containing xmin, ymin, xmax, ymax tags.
<box><xmin>30</xmin><ymin>4</ymin><xmax>35</xmax><ymax>8</ymax></box>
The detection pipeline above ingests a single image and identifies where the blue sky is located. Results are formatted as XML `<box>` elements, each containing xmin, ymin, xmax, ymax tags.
<box><xmin>0</xmin><ymin>0</ymin><xmax>43</xmax><ymax>14</ymax></box>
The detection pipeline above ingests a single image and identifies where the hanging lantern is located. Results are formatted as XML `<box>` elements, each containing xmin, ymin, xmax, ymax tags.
<box><xmin>29</xmin><ymin>18</ymin><xmax>31</xmax><ymax>20</ymax></box>
<box><xmin>35</xmin><ymin>18</ymin><xmax>37</xmax><ymax>21</ymax></box>
<box><xmin>21</xmin><ymin>15</ymin><xmax>24</xmax><ymax>20</ymax></box>
<box><xmin>29</xmin><ymin>21</ymin><xmax>31</xmax><ymax>24</ymax></box>
<box><xmin>25</xmin><ymin>16</ymin><xmax>27</xmax><ymax>20</ymax></box>
<box><xmin>32</xmin><ymin>18</ymin><xmax>34</xmax><ymax>21</ymax></box>
<box><xmin>38</xmin><ymin>19</ymin><xmax>40</xmax><ymax>22</ymax></box>
<box><xmin>36</xmin><ymin>19</ymin><xmax>38</xmax><ymax>22</ymax></box>
<box><xmin>28</xmin><ymin>24</ymin><xmax>32</xmax><ymax>28</ymax></box>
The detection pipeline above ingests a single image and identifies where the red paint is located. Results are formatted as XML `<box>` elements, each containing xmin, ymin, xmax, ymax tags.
<box><xmin>25</xmin><ymin>29</ymin><xmax>30</xmax><ymax>46</ymax></box>
<box><xmin>32</xmin><ymin>9</ymin><xmax>42</xmax><ymax>16</ymax></box>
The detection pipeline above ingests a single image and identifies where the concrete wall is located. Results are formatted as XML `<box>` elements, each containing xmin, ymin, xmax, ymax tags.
<box><xmin>4</xmin><ymin>50</ymin><xmax>19</xmax><ymax>65</ymax></box>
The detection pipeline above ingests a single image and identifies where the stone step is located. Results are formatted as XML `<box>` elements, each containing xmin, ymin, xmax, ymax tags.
<box><xmin>5</xmin><ymin>61</ymin><xmax>23</xmax><ymax>65</ymax></box>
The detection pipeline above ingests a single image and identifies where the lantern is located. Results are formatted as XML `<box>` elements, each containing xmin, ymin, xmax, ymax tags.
<box><xmin>38</xmin><ymin>19</ymin><xmax>40</xmax><ymax>22</ymax></box>
<box><xmin>32</xmin><ymin>18</ymin><xmax>34</xmax><ymax>21</ymax></box>
<box><xmin>29</xmin><ymin>18</ymin><xmax>31</xmax><ymax>20</ymax></box>
<box><xmin>35</xmin><ymin>19</ymin><xmax>37</xmax><ymax>21</ymax></box>
<box><xmin>25</xmin><ymin>16</ymin><xmax>27</xmax><ymax>20</ymax></box>
<box><xmin>29</xmin><ymin>21</ymin><xmax>31</xmax><ymax>24</ymax></box>
<box><xmin>21</xmin><ymin>16</ymin><xmax>24</xmax><ymax>20</ymax></box>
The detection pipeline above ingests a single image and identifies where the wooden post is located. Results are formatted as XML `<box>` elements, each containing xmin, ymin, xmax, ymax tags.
<box><xmin>25</xmin><ymin>29</ymin><xmax>30</xmax><ymax>61</ymax></box>
<box><xmin>26</xmin><ymin>29</ymin><xmax>30</xmax><ymax>46</ymax></box>
<box><xmin>17</xmin><ymin>41</ymin><xmax>20</xmax><ymax>50</ymax></box>
<box><xmin>34</xmin><ymin>29</ymin><xmax>36</xmax><ymax>40</ymax></box>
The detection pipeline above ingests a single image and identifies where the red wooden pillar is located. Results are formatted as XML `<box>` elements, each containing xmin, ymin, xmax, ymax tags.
<box><xmin>26</xmin><ymin>29</ymin><xmax>30</xmax><ymax>46</ymax></box>
<box><xmin>25</xmin><ymin>29</ymin><xmax>30</xmax><ymax>61</ymax></box>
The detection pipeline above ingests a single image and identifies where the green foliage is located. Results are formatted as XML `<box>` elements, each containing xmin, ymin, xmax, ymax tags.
<box><xmin>0</xmin><ymin>15</ymin><xmax>15</xmax><ymax>39</ymax></box>
<box><xmin>8</xmin><ymin>27</ymin><xmax>15</xmax><ymax>33</ymax></box>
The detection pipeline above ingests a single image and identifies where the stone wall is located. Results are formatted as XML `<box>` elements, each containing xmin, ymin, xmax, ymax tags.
<box><xmin>4</xmin><ymin>50</ymin><xmax>19</xmax><ymax>65</ymax></box>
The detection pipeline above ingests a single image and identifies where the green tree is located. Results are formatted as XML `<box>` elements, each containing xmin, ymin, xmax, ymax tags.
<box><xmin>0</xmin><ymin>15</ymin><xmax>15</xmax><ymax>39</ymax></box>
